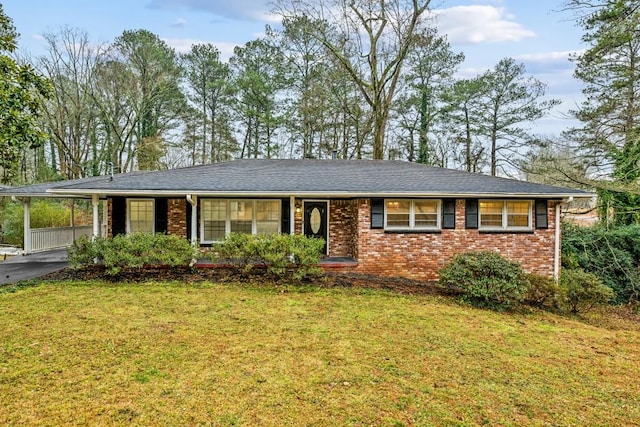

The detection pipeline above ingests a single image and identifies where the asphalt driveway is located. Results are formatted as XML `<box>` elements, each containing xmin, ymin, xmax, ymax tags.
<box><xmin>0</xmin><ymin>249</ymin><xmax>68</xmax><ymax>285</ymax></box>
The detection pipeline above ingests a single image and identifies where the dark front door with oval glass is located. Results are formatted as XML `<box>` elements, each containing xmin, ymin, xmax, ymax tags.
<box><xmin>304</xmin><ymin>201</ymin><xmax>328</xmax><ymax>254</ymax></box>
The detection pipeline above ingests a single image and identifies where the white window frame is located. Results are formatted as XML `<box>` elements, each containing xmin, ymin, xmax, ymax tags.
<box><xmin>479</xmin><ymin>200</ymin><xmax>533</xmax><ymax>231</ymax></box>
<box><xmin>384</xmin><ymin>199</ymin><xmax>441</xmax><ymax>230</ymax></box>
<box><xmin>200</xmin><ymin>199</ymin><xmax>282</xmax><ymax>243</ymax></box>
<box><xmin>126</xmin><ymin>198</ymin><xmax>155</xmax><ymax>234</ymax></box>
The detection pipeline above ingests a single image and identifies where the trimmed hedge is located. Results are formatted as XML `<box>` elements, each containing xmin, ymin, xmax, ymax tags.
<box><xmin>211</xmin><ymin>233</ymin><xmax>325</xmax><ymax>280</ymax></box>
<box><xmin>439</xmin><ymin>251</ymin><xmax>530</xmax><ymax>310</ymax></box>
<box><xmin>68</xmin><ymin>233</ymin><xmax>196</xmax><ymax>275</ymax></box>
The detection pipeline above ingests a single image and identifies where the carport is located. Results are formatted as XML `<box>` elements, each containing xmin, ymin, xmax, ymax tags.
<box><xmin>0</xmin><ymin>178</ymin><xmax>105</xmax><ymax>253</ymax></box>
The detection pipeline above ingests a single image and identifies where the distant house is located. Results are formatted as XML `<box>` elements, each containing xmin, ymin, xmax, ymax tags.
<box><xmin>0</xmin><ymin>159</ymin><xmax>592</xmax><ymax>280</ymax></box>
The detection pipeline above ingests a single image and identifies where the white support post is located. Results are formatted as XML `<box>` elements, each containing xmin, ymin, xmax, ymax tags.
<box><xmin>71</xmin><ymin>198</ymin><xmax>76</xmax><ymax>241</ymax></box>
<box><xmin>23</xmin><ymin>197</ymin><xmax>31</xmax><ymax>253</ymax></box>
<box><xmin>102</xmin><ymin>200</ymin><xmax>108</xmax><ymax>237</ymax></box>
<box><xmin>289</xmin><ymin>196</ymin><xmax>295</xmax><ymax>235</ymax></box>
<box><xmin>554</xmin><ymin>202</ymin><xmax>561</xmax><ymax>282</ymax></box>
<box><xmin>92</xmin><ymin>194</ymin><xmax>100</xmax><ymax>239</ymax></box>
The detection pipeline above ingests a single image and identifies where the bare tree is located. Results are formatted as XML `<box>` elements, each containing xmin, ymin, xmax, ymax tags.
<box><xmin>37</xmin><ymin>27</ymin><xmax>103</xmax><ymax>179</ymax></box>
<box><xmin>273</xmin><ymin>0</ymin><xmax>433</xmax><ymax>159</ymax></box>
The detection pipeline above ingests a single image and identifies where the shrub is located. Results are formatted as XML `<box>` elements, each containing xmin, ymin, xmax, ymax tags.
<box><xmin>439</xmin><ymin>251</ymin><xmax>530</xmax><ymax>310</ymax></box>
<box><xmin>559</xmin><ymin>268</ymin><xmax>615</xmax><ymax>314</ymax></box>
<box><xmin>524</xmin><ymin>274</ymin><xmax>562</xmax><ymax>308</ymax></box>
<box><xmin>68</xmin><ymin>233</ymin><xmax>196</xmax><ymax>275</ymax></box>
<box><xmin>212</xmin><ymin>233</ymin><xmax>324</xmax><ymax>280</ymax></box>
<box><xmin>562</xmin><ymin>222</ymin><xmax>640</xmax><ymax>303</ymax></box>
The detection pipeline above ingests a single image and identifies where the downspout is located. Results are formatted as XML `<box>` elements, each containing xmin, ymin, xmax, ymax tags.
<box><xmin>186</xmin><ymin>194</ymin><xmax>198</xmax><ymax>246</ymax></box>
<box><xmin>554</xmin><ymin>196</ymin><xmax>573</xmax><ymax>281</ymax></box>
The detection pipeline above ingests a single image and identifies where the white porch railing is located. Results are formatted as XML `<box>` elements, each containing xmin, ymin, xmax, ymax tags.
<box><xmin>30</xmin><ymin>226</ymin><xmax>93</xmax><ymax>252</ymax></box>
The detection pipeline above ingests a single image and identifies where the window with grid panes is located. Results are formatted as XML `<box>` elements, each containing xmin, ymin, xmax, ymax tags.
<box><xmin>256</xmin><ymin>200</ymin><xmax>280</xmax><ymax>234</ymax></box>
<box><xmin>230</xmin><ymin>200</ymin><xmax>253</xmax><ymax>234</ymax></box>
<box><xmin>385</xmin><ymin>199</ymin><xmax>440</xmax><ymax>230</ymax></box>
<box><xmin>479</xmin><ymin>200</ymin><xmax>531</xmax><ymax>230</ymax></box>
<box><xmin>200</xmin><ymin>199</ymin><xmax>281</xmax><ymax>242</ymax></box>
<box><xmin>202</xmin><ymin>200</ymin><xmax>226</xmax><ymax>242</ymax></box>
<box><xmin>128</xmin><ymin>199</ymin><xmax>154</xmax><ymax>233</ymax></box>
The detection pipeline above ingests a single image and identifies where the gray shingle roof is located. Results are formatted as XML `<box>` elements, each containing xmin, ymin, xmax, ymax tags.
<box><xmin>0</xmin><ymin>159</ymin><xmax>593</xmax><ymax>198</ymax></box>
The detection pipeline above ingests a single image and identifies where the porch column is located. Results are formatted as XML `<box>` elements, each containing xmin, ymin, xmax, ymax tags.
<box><xmin>187</xmin><ymin>195</ymin><xmax>198</xmax><ymax>245</ymax></box>
<box><xmin>102</xmin><ymin>200</ymin><xmax>108</xmax><ymax>236</ymax></box>
<box><xmin>289</xmin><ymin>196</ymin><xmax>295</xmax><ymax>234</ymax></box>
<box><xmin>92</xmin><ymin>194</ymin><xmax>100</xmax><ymax>239</ymax></box>
<box><xmin>22</xmin><ymin>197</ymin><xmax>31</xmax><ymax>253</ymax></box>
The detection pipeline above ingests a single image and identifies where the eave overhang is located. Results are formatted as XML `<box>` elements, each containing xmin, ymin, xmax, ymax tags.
<box><xmin>46</xmin><ymin>188</ymin><xmax>595</xmax><ymax>200</ymax></box>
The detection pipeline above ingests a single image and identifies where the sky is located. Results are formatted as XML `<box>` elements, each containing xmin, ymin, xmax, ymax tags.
<box><xmin>2</xmin><ymin>0</ymin><xmax>586</xmax><ymax>136</ymax></box>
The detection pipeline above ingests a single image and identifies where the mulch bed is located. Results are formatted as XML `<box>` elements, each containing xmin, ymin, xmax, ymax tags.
<box><xmin>40</xmin><ymin>266</ymin><xmax>448</xmax><ymax>297</ymax></box>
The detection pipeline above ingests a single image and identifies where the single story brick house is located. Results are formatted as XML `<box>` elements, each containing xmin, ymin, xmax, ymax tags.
<box><xmin>1</xmin><ymin>159</ymin><xmax>593</xmax><ymax>280</ymax></box>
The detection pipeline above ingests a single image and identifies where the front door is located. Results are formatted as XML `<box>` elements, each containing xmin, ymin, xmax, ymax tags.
<box><xmin>304</xmin><ymin>201</ymin><xmax>328</xmax><ymax>254</ymax></box>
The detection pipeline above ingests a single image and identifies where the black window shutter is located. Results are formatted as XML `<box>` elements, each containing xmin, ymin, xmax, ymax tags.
<box><xmin>281</xmin><ymin>199</ymin><xmax>291</xmax><ymax>233</ymax></box>
<box><xmin>186</xmin><ymin>200</ymin><xmax>192</xmax><ymax>241</ymax></box>
<box><xmin>155</xmin><ymin>198</ymin><xmax>168</xmax><ymax>234</ymax></box>
<box><xmin>371</xmin><ymin>198</ymin><xmax>384</xmax><ymax>229</ymax></box>
<box><xmin>535</xmin><ymin>199</ymin><xmax>548</xmax><ymax>229</ymax></box>
<box><xmin>442</xmin><ymin>199</ymin><xmax>456</xmax><ymax>229</ymax></box>
<box><xmin>465</xmin><ymin>199</ymin><xmax>478</xmax><ymax>229</ymax></box>
<box><xmin>111</xmin><ymin>197</ymin><xmax>126</xmax><ymax>236</ymax></box>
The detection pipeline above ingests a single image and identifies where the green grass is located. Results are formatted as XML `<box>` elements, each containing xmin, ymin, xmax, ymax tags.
<box><xmin>1</xmin><ymin>281</ymin><xmax>639</xmax><ymax>426</ymax></box>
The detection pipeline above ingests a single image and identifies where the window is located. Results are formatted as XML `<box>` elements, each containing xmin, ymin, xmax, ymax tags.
<box><xmin>200</xmin><ymin>199</ymin><xmax>281</xmax><ymax>242</ymax></box>
<box><xmin>256</xmin><ymin>200</ymin><xmax>280</xmax><ymax>234</ymax></box>
<box><xmin>479</xmin><ymin>200</ymin><xmax>532</xmax><ymax>230</ymax></box>
<box><xmin>202</xmin><ymin>200</ymin><xmax>226</xmax><ymax>242</ymax></box>
<box><xmin>384</xmin><ymin>199</ymin><xmax>440</xmax><ymax>230</ymax></box>
<box><xmin>128</xmin><ymin>199</ymin><xmax>154</xmax><ymax>233</ymax></box>
<box><xmin>230</xmin><ymin>201</ymin><xmax>253</xmax><ymax>234</ymax></box>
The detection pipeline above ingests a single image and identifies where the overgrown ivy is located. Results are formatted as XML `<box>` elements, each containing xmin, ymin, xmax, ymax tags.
<box><xmin>561</xmin><ymin>221</ymin><xmax>640</xmax><ymax>303</ymax></box>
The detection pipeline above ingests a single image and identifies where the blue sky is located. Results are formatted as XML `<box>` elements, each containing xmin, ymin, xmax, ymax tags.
<box><xmin>3</xmin><ymin>0</ymin><xmax>584</xmax><ymax>135</ymax></box>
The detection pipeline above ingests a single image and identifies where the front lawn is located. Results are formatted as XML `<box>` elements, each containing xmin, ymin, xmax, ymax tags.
<box><xmin>1</xmin><ymin>281</ymin><xmax>638</xmax><ymax>426</ymax></box>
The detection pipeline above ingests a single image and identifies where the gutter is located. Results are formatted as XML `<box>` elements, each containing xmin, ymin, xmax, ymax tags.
<box><xmin>46</xmin><ymin>189</ymin><xmax>596</xmax><ymax>199</ymax></box>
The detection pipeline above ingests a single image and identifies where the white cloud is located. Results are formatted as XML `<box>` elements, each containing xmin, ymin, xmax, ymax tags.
<box><xmin>515</xmin><ymin>50</ymin><xmax>585</xmax><ymax>74</ymax></box>
<box><xmin>171</xmin><ymin>18</ymin><xmax>187</xmax><ymax>28</ymax></box>
<box><xmin>32</xmin><ymin>34</ymin><xmax>45</xmax><ymax>41</ymax></box>
<box><xmin>148</xmin><ymin>0</ymin><xmax>271</xmax><ymax>22</ymax></box>
<box><xmin>162</xmin><ymin>38</ymin><xmax>238</xmax><ymax>60</ymax></box>
<box><xmin>433</xmin><ymin>5</ymin><xmax>536</xmax><ymax>44</ymax></box>
<box><xmin>515</xmin><ymin>50</ymin><xmax>584</xmax><ymax>64</ymax></box>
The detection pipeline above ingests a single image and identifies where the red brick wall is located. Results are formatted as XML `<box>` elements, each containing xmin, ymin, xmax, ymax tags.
<box><xmin>107</xmin><ymin>196</ymin><xmax>558</xmax><ymax>280</ymax></box>
<box><xmin>353</xmin><ymin>198</ymin><xmax>559</xmax><ymax>280</ymax></box>
<box><xmin>328</xmin><ymin>200</ymin><xmax>358</xmax><ymax>257</ymax></box>
<box><xmin>167</xmin><ymin>199</ymin><xmax>187</xmax><ymax>237</ymax></box>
